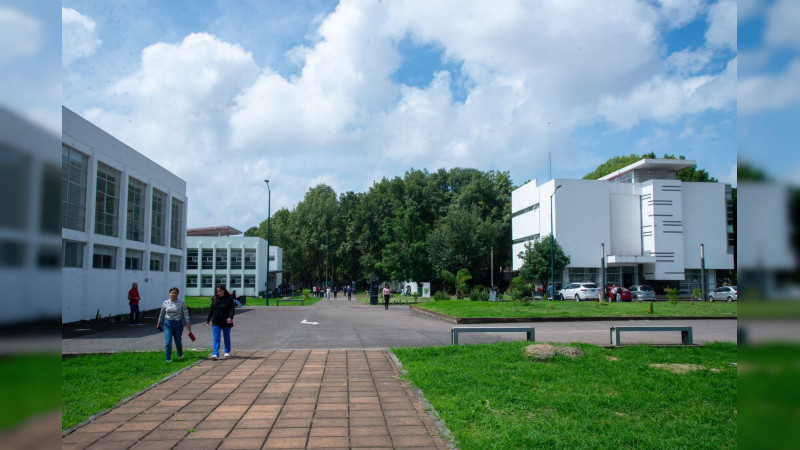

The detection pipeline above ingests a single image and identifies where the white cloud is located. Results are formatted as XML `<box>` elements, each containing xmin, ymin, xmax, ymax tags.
<box><xmin>666</xmin><ymin>48</ymin><xmax>713</xmax><ymax>75</ymax></box>
<box><xmin>62</xmin><ymin>7</ymin><xmax>100</xmax><ymax>67</ymax></box>
<box><xmin>765</xmin><ymin>0</ymin><xmax>800</xmax><ymax>49</ymax></box>
<box><xmin>0</xmin><ymin>7</ymin><xmax>43</xmax><ymax>64</ymax></box>
<box><xmin>705</xmin><ymin>0</ymin><xmax>737</xmax><ymax>50</ymax></box>
<box><xmin>738</xmin><ymin>59</ymin><xmax>800</xmax><ymax>114</ymax></box>
<box><xmin>657</xmin><ymin>0</ymin><xmax>706</xmax><ymax>28</ymax></box>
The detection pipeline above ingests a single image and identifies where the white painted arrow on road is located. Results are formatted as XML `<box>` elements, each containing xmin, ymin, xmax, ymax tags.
<box><xmin>301</xmin><ymin>319</ymin><xmax>319</xmax><ymax>325</ymax></box>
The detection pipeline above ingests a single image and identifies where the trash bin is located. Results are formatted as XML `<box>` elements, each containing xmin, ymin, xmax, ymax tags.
<box><xmin>369</xmin><ymin>274</ymin><xmax>379</xmax><ymax>305</ymax></box>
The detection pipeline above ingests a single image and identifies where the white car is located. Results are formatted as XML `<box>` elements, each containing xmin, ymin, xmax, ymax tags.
<box><xmin>560</xmin><ymin>282</ymin><xmax>601</xmax><ymax>302</ymax></box>
<box><xmin>708</xmin><ymin>286</ymin><xmax>737</xmax><ymax>302</ymax></box>
<box><xmin>628</xmin><ymin>285</ymin><xmax>656</xmax><ymax>301</ymax></box>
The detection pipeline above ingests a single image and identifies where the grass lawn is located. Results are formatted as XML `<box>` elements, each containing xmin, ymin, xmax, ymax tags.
<box><xmin>184</xmin><ymin>295</ymin><xmax>320</xmax><ymax>308</ymax></box>
<box><xmin>738</xmin><ymin>300</ymin><xmax>800</xmax><ymax>318</ymax></box>
<box><xmin>62</xmin><ymin>350</ymin><xmax>206</xmax><ymax>430</ymax></box>
<box><xmin>0</xmin><ymin>353</ymin><xmax>60</xmax><ymax>430</ymax></box>
<box><xmin>392</xmin><ymin>341</ymin><xmax>737</xmax><ymax>449</ymax></box>
<box><xmin>415</xmin><ymin>299</ymin><xmax>737</xmax><ymax>318</ymax></box>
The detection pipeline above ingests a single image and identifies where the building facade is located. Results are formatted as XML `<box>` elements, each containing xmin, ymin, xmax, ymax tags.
<box><xmin>511</xmin><ymin>159</ymin><xmax>735</xmax><ymax>294</ymax></box>
<box><xmin>62</xmin><ymin>106</ymin><xmax>187</xmax><ymax>323</ymax></box>
<box><xmin>185</xmin><ymin>235</ymin><xmax>283</xmax><ymax>297</ymax></box>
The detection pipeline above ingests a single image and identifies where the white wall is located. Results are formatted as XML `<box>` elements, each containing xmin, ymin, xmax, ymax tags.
<box><xmin>682</xmin><ymin>182</ymin><xmax>734</xmax><ymax>270</ymax></box>
<box><xmin>737</xmin><ymin>183</ymin><xmax>794</xmax><ymax>270</ymax></box>
<box><xmin>608</xmin><ymin>183</ymin><xmax>641</xmax><ymax>256</ymax></box>
<box><xmin>554</xmin><ymin>179</ymin><xmax>611</xmax><ymax>268</ymax></box>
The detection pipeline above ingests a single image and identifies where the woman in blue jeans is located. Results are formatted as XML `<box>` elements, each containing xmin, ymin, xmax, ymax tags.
<box><xmin>156</xmin><ymin>287</ymin><xmax>192</xmax><ymax>362</ymax></box>
<box><xmin>206</xmin><ymin>285</ymin><xmax>235</xmax><ymax>360</ymax></box>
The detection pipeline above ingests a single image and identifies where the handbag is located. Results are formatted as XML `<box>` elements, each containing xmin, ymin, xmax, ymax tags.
<box><xmin>188</xmin><ymin>331</ymin><xmax>196</xmax><ymax>341</ymax></box>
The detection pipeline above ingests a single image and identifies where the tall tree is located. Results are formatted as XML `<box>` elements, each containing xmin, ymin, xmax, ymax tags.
<box><xmin>517</xmin><ymin>235</ymin><xmax>571</xmax><ymax>295</ymax></box>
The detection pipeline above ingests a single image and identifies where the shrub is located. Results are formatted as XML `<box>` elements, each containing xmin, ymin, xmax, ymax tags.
<box><xmin>469</xmin><ymin>287</ymin><xmax>490</xmax><ymax>302</ymax></box>
<box><xmin>434</xmin><ymin>290</ymin><xmax>451</xmax><ymax>301</ymax></box>
<box><xmin>664</xmin><ymin>287</ymin><xmax>679</xmax><ymax>305</ymax></box>
<box><xmin>508</xmin><ymin>277</ymin><xmax>531</xmax><ymax>303</ymax></box>
<box><xmin>647</xmin><ymin>301</ymin><xmax>654</xmax><ymax>314</ymax></box>
<box><xmin>302</xmin><ymin>289</ymin><xmax>310</xmax><ymax>301</ymax></box>
<box><xmin>691</xmin><ymin>288</ymin><xmax>701</xmax><ymax>303</ymax></box>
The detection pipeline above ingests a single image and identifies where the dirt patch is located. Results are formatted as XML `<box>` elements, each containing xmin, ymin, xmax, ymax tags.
<box><xmin>524</xmin><ymin>344</ymin><xmax>585</xmax><ymax>361</ymax></box>
<box><xmin>649</xmin><ymin>363</ymin><xmax>710</xmax><ymax>374</ymax></box>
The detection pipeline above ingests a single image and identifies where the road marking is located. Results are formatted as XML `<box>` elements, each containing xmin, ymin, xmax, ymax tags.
<box><xmin>301</xmin><ymin>319</ymin><xmax>319</xmax><ymax>325</ymax></box>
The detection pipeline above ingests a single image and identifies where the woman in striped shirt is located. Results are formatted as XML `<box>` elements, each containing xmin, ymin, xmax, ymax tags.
<box><xmin>156</xmin><ymin>287</ymin><xmax>192</xmax><ymax>362</ymax></box>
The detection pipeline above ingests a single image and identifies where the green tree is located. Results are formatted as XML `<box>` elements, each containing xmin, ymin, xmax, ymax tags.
<box><xmin>517</xmin><ymin>235</ymin><xmax>571</xmax><ymax>295</ymax></box>
<box><xmin>584</xmin><ymin>152</ymin><xmax>718</xmax><ymax>182</ymax></box>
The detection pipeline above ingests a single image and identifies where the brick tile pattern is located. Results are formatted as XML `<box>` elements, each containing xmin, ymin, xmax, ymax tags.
<box><xmin>63</xmin><ymin>349</ymin><xmax>451</xmax><ymax>449</ymax></box>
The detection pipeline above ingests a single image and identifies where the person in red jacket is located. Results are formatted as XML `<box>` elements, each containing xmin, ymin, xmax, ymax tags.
<box><xmin>128</xmin><ymin>282</ymin><xmax>141</xmax><ymax>326</ymax></box>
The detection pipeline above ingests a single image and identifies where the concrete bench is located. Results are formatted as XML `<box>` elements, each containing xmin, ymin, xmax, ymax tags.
<box><xmin>276</xmin><ymin>297</ymin><xmax>304</xmax><ymax>306</ymax></box>
<box><xmin>610</xmin><ymin>325</ymin><xmax>693</xmax><ymax>346</ymax></box>
<box><xmin>452</xmin><ymin>326</ymin><xmax>535</xmax><ymax>345</ymax></box>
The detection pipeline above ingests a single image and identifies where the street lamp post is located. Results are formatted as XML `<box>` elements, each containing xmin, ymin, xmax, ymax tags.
<box><xmin>550</xmin><ymin>184</ymin><xmax>562</xmax><ymax>300</ymax></box>
<box><xmin>264</xmin><ymin>180</ymin><xmax>271</xmax><ymax>305</ymax></box>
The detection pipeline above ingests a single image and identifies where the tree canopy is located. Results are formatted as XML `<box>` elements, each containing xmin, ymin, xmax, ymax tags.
<box><xmin>583</xmin><ymin>152</ymin><xmax>718</xmax><ymax>182</ymax></box>
<box><xmin>517</xmin><ymin>235</ymin><xmax>570</xmax><ymax>293</ymax></box>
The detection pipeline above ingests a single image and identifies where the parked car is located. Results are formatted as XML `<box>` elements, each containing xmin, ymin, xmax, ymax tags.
<box><xmin>605</xmin><ymin>285</ymin><xmax>632</xmax><ymax>301</ymax></box>
<box><xmin>628</xmin><ymin>285</ymin><xmax>656</xmax><ymax>301</ymax></box>
<box><xmin>707</xmin><ymin>286</ymin><xmax>737</xmax><ymax>302</ymax></box>
<box><xmin>560</xmin><ymin>282</ymin><xmax>601</xmax><ymax>302</ymax></box>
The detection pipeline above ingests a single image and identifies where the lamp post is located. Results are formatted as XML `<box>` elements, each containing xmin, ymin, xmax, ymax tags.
<box><xmin>264</xmin><ymin>180</ymin><xmax>271</xmax><ymax>305</ymax></box>
<box><xmin>550</xmin><ymin>184</ymin><xmax>562</xmax><ymax>300</ymax></box>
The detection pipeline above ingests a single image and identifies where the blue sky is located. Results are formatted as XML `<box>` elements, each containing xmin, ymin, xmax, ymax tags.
<box><xmin>56</xmin><ymin>0</ymin><xmax>750</xmax><ymax>230</ymax></box>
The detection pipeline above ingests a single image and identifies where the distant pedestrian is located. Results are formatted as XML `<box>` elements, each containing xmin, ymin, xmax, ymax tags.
<box><xmin>128</xmin><ymin>282</ymin><xmax>141</xmax><ymax>326</ymax></box>
<box><xmin>347</xmin><ymin>285</ymin><xmax>352</xmax><ymax>301</ymax></box>
<box><xmin>326</xmin><ymin>287</ymin><xmax>331</xmax><ymax>300</ymax></box>
<box><xmin>383</xmin><ymin>283</ymin><xmax>391</xmax><ymax>310</ymax></box>
<box><xmin>206</xmin><ymin>285</ymin><xmax>235</xmax><ymax>360</ymax></box>
<box><xmin>156</xmin><ymin>287</ymin><xmax>191</xmax><ymax>362</ymax></box>
<box><xmin>333</xmin><ymin>286</ymin><xmax>338</xmax><ymax>299</ymax></box>
<box><xmin>489</xmin><ymin>286</ymin><xmax>497</xmax><ymax>302</ymax></box>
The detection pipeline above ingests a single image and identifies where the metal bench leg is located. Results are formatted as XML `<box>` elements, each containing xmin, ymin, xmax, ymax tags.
<box><xmin>526</xmin><ymin>330</ymin><xmax>535</xmax><ymax>342</ymax></box>
<box><xmin>452</xmin><ymin>330</ymin><xmax>458</xmax><ymax>345</ymax></box>
<box><xmin>682</xmin><ymin>329</ymin><xmax>693</xmax><ymax>345</ymax></box>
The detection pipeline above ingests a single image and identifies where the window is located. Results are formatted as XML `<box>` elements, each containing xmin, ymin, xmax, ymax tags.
<box><xmin>37</xmin><ymin>246</ymin><xmax>60</xmax><ymax>268</ymax></box>
<box><xmin>230</xmin><ymin>249</ymin><xmax>242</xmax><ymax>269</ymax></box>
<box><xmin>511</xmin><ymin>203</ymin><xmax>539</xmax><ymax>218</ymax></box>
<box><xmin>244</xmin><ymin>275</ymin><xmax>255</xmax><ymax>288</ymax></box>
<box><xmin>169</xmin><ymin>197</ymin><xmax>184</xmax><ymax>249</ymax></box>
<box><xmin>201</xmin><ymin>249</ymin><xmax>213</xmax><ymax>269</ymax></box>
<box><xmin>62</xmin><ymin>145</ymin><xmax>88</xmax><ymax>231</ymax></box>
<box><xmin>269</xmin><ymin>255</ymin><xmax>275</xmax><ymax>262</ymax></box>
<box><xmin>63</xmin><ymin>240</ymin><xmax>84</xmax><ymax>268</ymax></box>
<box><xmin>201</xmin><ymin>275</ymin><xmax>213</xmax><ymax>288</ymax></box>
<box><xmin>92</xmin><ymin>245</ymin><xmax>117</xmax><ymax>269</ymax></box>
<box><xmin>150</xmin><ymin>252</ymin><xmax>164</xmax><ymax>271</ymax></box>
<box><xmin>187</xmin><ymin>249</ymin><xmax>198</xmax><ymax>269</ymax></box>
<box><xmin>230</xmin><ymin>275</ymin><xmax>242</xmax><ymax>288</ymax></box>
<box><xmin>125</xmin><ymin>249</ymin><xmax>144</xmax><ymax>270</ymax></box>
<box><xmin>126</xmin><ymin>177</ymin><xmax>146</xmax><ymax>241</ymax></box>
<box><xmin>512</xmin><ymin>234</ymin><xmax>539</xmax><ymax>245</ymax></box>
<box><xmin>186</xmin><ymin>275</ymin><xmax>198</xmax><ymax>288</ymax></box>
<box><xmin>215</xmin><ymin>249</ymin><xmax>227</xmax><ymax>269</ymax></box>
<box><xmin>151</xmin><ymin>189</ymin><xmax>167</xmax><ymax>246</ymax></box>
<box><xmin>95</xmin><ymin>163</ymin><xmax>120</xmax><ymax>237</ymax></box>
<box><xmin>1</xmin><ymin>147</ymin><xmax>29</xmax><ymax>231</ymax></box>
<box><xmin>215</xmin><ymin>275</ymin><xmax>227</xmax><ymax>288</ymax></box>
<box><xmin>0</xmin><ymin>241</ymin><xmax>25</xmax><ymax>267</ymax></box>
<box><xmin>568</xmin><ymin>267</ymin><xmax>598</xmax><ymax>283</ymax></box>
<box><xmin>725</xmin><ymin>185</ymin><xmax>734</xmax><ymax>255</ymax></box>
<box><xmin>244</xmin><ymin>249</ymin><xmax>256</xmax><ymax>269</ymax></box>
<box><xmin>169</xmin><ymin>255</ymin><xmax>181</xmax><ymax>272</ymax></box>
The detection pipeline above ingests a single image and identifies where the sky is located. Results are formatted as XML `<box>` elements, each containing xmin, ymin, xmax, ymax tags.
<box><xmin>52</xmin><ymin>0</ymin><xmax>783</xmax><ymax>232</ymax></box>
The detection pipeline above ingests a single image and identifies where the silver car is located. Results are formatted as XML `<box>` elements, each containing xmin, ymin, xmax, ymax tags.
<box><xmin>560</xmin><ymin>282</ymin><xmax>601</xmax><ymax>302</ymax></box>
<box><xmin>708</xmin><ymin>286</ymin><xmax>737</xmax><ymax>302</ymax></box>
<box><xmin>628</xmin><ymin>285</ymin><xmax>656</xmax><ymax>301</ymax></box>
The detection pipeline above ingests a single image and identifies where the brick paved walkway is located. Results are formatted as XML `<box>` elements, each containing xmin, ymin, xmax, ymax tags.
<box><xmin>62</xmin><ymin>349</ymin><xmax>452</xmax><ymax>449</ymax></box>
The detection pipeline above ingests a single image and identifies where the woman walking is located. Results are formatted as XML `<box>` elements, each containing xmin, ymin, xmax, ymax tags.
<box><xmin>156</xmin><ymin>287</ymin><xmax>192</xmax><ymax>362</ymax></box>
<box><xmin>382</xmin><ymin>283</ymin><xmax>391</xmax><ymax>310</ymax></box>
<box><xmin>206</xmin><ymin>285</ymin><xmax>235</xmax><ymax>360</ymax></box>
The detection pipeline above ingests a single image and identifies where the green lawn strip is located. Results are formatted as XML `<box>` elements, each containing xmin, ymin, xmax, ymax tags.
<box><xmin>0</xmin><ymin>353</ymin><xmax>60</xmax><ymax>430</ymax></box>
<box><xmin>415</xmin><ymin>299</ymin><xmax>736</xmax><ymax>319</ymax></box>
<box><xmin>392</xmin><ymin>342</ymin><xmax>736</xmax><ymax>449</ymax></box>
<box><xmin>738</xmin><ymin>300</ymin><xmax>800</xmax><ymax>318</ymax></box>
<box><xmin>62</xmin><ymin>350</ymin><xmax>206</xmax><ymax>430</ymax></box>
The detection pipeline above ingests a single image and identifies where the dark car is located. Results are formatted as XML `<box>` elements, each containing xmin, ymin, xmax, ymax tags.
<box><xmin>606</xmin><ymin>285</ymin><xmax>632</xmax><ymax>301</ymax></box>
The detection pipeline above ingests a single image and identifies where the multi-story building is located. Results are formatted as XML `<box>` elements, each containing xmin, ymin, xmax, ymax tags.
<box><xmin>185</xmin><ymin>229</ymin><xmax>282</xmax><ymax>297</ymax></box>
<box><xmin>511</xmin><ymin>158</ymin><xmax>735</xmax><ymax>294</ymax></box>
<box><xmin>62</xmin><ymin>106</ymin><xmax>187</xmax><ymax>323</ymax></box>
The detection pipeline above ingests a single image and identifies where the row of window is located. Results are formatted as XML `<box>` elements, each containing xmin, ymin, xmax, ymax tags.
<box><xmin>186</xmin><ymin>248</ymin><xmax>271</xmax><ymax>270</ymax></box>
<box><xmin>62</xmin><ymin>145</ymin><xmax>184</xmax><ymax>249</ymax></box>
<box><xmin>186</xmin><ymin>274</ymin><xmax>256</xmax><ymax>289</ymax></box>
<box><xmin>63</xmin><ymin>240</ymin><xmax>181</xmax><ymax>271</ymax></box>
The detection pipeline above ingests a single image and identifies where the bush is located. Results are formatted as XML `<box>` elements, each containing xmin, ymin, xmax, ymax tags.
<box><xmin>664</xmin><ymin>287</ymin><xmax>679</xmax><ymax>305</ymax></box>
<box><xmin>469</xmin><ymin>287</ymin><xmax>490</xmax><ymax>302</ymax></box>
<box><xmin>302</xmin><ymin>289</ymin><xmax>310</xmax><ymax>301</ymax></box>
<box><xmin>508</xmin><ymin>277</ymin><xmax>531</xmax><ymax>303</ymax></box>
<box><xmin>434</xmin><ymin>290</ymin><xmax>451</xmax><ymax>301</ymax></box>
<box><xmin>647</xmin><ymin>301</ymin><xmax>654</xmax><ymax>314</ymax></box>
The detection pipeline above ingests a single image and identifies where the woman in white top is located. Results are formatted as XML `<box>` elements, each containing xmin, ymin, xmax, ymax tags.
<box><xmin>156</xmin><ymin>287</ymin><xmax>192</xmax><ymax>362</ymax></box>
<box><xmin>382</xmin><ymin>284</ymin><xmax>391</xmax><ymax>310</ymax></box>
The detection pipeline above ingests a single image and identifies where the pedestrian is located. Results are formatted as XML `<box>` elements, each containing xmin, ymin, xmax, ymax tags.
<box><xmin>382</xmin><ymin>283</ymin><xmax>391</xmax><ymax>310</ymax></box>
<box><xmin>206</xmin><ymin>284</ymin><xmax>235</xmax><ymax>360</ymax></box>
<box><xmin>333</xmin><ymin>286</ymin><xmax>338</xmax><ymax>299</ymax></box>
<box><xmin>156</xmin><ymin>287</ymin><xmax>192</xmax><ymax>362</ymax></box>
<box><xmin>347</xmin><ymin>285</ymin><xmax>352</xmax><ymax>301</ymax></box>
<box><xmin>489</xmin><ymin>286</ymin><xmax>497</xmax><ymax>302</ymax></box>
<box><xmin>128</xmin><ymin>282</ymin><xmax>142</xmax><ymax>326</ymax></box>
<box><xmin>326</xmin><ymin>286</ymin><xmax>331</xmax><ymax>300</ymax></box>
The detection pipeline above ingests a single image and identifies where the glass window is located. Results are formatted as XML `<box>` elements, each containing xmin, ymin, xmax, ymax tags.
<box><xmin>126</xmin><ymin>177</ymin><xmax>146</xmax><ymax>242</ymax></box>
<box><xmin>0</xmin><ymin>241</ymin><xmax>25</xmax><ymax>267</ymax></box>
<box><xmin>201</xmin><ymin>249</ymin><xmax>213</xmax><ymax>269</ymax></box>
<box><xmin>244</xmin><ymin>275</ymin><xmax>255</xmax><ymax>288</ymax></box>
<box><xmin>230</xmin><ymin>249</ymin><xmax>242</xmax><ymax>269</ymax></box>
<box><xmin>568</xmin><ymin>267</ymin><xmax>598</xmax><ymax>283</ymax></box>
<box><xmin>63</xmin><ymin>240</ymin><xmax>84</xmax><ymax>268</ymax></box>
<box><xmin>186</xmin><ymin>275</ymin><xmax>198</xmax><ymax>288</ymax></box>
<box><xmin>62</xmin><ymin>146</ymin><xmax>88</xmax><ymax>232</ymax></box>
<box><xmin>230</xmin><ymin>275</ymin><xmax>242</xmax><ymax>288</ymax></box>
<box><xmin>215</xmin><ymin>275</ymin><xmax>227</xmax><ymax>288</ymax></box>
<box><xmin>150</xmin><ymin>252</ymin><xmax>164</xmax><ymax>271</ymax></box>
<box><xmin>169</xmin><ymin>255</ymin><xmax>181</xmax><ymax>272</ymax></box>
<box><xmin>201</xmin><ymin>275</ymin><xmax>213</xmax><ymax>288</ymax></box>
<box><xmin>92</xmin><ymin>245</ymin><xmax>117</xmax><ymax>269</ymax></box>
<box><xmin>125</xmin><ymin>249</ymin><xmax>144</xmax><ymax>270</ymax></box>
<box><xmin>95</xmin><ymin>163</ymin><xmax>120</xmax><ymax>237</ymax></box>
<box><xmin>244</xmin><ymin>249</ymin><xmax>256</xmax><ymax>270</ymax></box>
<box><xmin>215</xmin><ymin>249</ymin><xmax>227</xmax><ymax>269</ymax></box>
<box><xmin>169</xmin><ymin>197</ymin><xmax>184</xmax><ymax>249</ymax></box>
<box><xmin>1</xmin><ymin>146</ymin><xmax>30</xmax><ymax>230</ymax></box>
<box><xmin>151</xmin><ymin>189</ymin><xmax>167</xmax><ymax>246</ymax></box>
<box><xmin>187</xmin><ymin>249</ymin><xmax>198</xmax><ymax>269</ymax></box>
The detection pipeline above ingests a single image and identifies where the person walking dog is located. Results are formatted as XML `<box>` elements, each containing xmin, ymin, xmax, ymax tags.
<box><xmin>156</xmin><ymin>287</ymin><xmax>191</xmax><ymax>362</ymax></box>
<box><xmin>206</xmin><ymin>285</ymin><xmax>235</xmax><ymax>360</ymax></box>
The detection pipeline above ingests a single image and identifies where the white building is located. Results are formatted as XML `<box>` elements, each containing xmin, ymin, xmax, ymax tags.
<box><xmin>62</xmin><ymin>106</ymin><xmax>187</xmax><ymax>323</ymax></box>
<box><xmin>511</xmin><ymin>159</ymin><xmax>735</xmax><ymax>293</ymax></box>
<box><xmin>185</xmin><ymin>234</ymin><xmax>282</xmax><ymax>297</ymax></box>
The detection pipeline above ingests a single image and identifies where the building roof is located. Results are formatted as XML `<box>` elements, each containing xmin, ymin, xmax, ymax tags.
<box><xmin>599</xmin><ymin>158</ymin><xmax>696</xmax><ymax>181</ymax></box>
<box><xmin>186</xmin><ymin>226</ymin><xmax>242</xmax><ymax>236</ymax></box>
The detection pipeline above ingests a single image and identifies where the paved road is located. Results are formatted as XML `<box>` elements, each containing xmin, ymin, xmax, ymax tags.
<box><xmin>62</xmin><ymin>296</ymin><xmax>737</xmax><ymax>353</ymax></box>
